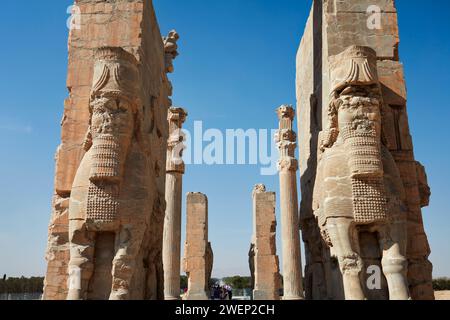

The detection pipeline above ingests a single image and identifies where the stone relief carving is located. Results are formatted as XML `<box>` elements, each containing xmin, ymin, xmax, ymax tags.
<box><xmin>67</xmin><ymin>47</ymin><xmax>148</xmax><ymax>300</ymax></box>
<box><xmin>163</xmin><ymin>30</ymin><xmax>180</xmax><ymax>74</ymax></box>
<box><xmin>313</xmin><ymin>46</ymin><xmax>410</xmax><ymax>300</ymax></box>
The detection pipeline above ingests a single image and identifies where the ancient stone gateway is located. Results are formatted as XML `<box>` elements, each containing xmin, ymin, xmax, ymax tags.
<box><xmin>41</xmin><ymin>0</ymin><xmax>434</xmax><ymax>302</ymax></box>
<box><xmin>183</xmin><ymin>193</ymin><xmax>213</xmax><ymax>300</ymax></box>
<box><xmin>43</xmin><ymin>0</ymin><xmax>175</xmax><ymax>300</ymax></box>
<box><xmin>297</xmin><ymin>0</ymin><xmax>433</xmax><ymax>300</ymax></box>
<box><xmin>251</xmin><ymin>185</ymin><xmax>281</xmax><ymax>301</ymax></box>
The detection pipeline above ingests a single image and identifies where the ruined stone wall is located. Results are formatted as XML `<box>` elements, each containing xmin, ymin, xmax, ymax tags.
<box><xmin>297</xmin><ymin>0</ymin><xmax>433</xmax><ymax>300</ymax></box>
<box><xmin>252</xmin><ymin>186</ymin><xmax>281</xmax><ymax>301</ymax></box>
<box><xmin>183</xmin><ymin>193</ymin><xmax>211</xmax><ymax>301</ymax></box>
<box><xmin>43</xmin><ymin>0</ymin><xmax>171</xmax><ymax>300</ymax></box>
<box><xmin>296</xmin><ymin>1</ymin><xmax>332</xmax><ymax>300</ymax></box>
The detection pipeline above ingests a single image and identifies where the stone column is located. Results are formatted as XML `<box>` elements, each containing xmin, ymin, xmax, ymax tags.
<box><xmin>252</xmin><ymin>185</ymin><xmax>281</xmax><ymax>301</ymax></box>
<box><xmin>183</xmin><ymin>193</ymin><xmax>211</xmax><ymax>300</ymax></box>
<box><xmin>163</xmin><ymin>107</ymin><xmax>188</xmax><ymax>300</ymax></box>
<box><xmin>275</xmin><ymin>105</ymin><xmax>304</xmax><ymax>300</ymax></box>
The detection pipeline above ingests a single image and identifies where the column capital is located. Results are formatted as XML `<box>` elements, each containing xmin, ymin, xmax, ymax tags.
<box><xmin>276</xmin><ymin>104</ymin><xmax>298</xmax><ymax>170</ymax></box>
<box><xmin>167</xmin><ymin>107</ymin><xmax>188</xmax><ymax>174</ymax></box>
<box><xmin>278</xmin><ymin>157</ymin><xmax>299</xmax><ymax>172</ymax></box>
<box><xmin>252</xmin><ymin>184</ymin><xmax>267</xmax><ymax>198</ymax></box>
<box><xmin>168</xmin><ymin>107</ymin><xmax>188</xmax><ymax>125</ymax></box>
<box><xmin>276</xmin><ymin>104</ymin><xmax>295</xmax><ymax>121</ymax></box>
<box><xmin>163</xmin><ymin>30</ymin><xmax>180</xmax><ymax>74</ymax></box>
<box><xmin>275</xmin><ymin>129</ymin><xmax>297</xmax><ymax>144</ymax></box>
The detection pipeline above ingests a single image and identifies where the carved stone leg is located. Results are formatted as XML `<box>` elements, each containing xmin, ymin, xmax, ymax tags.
<box><xmin>109</xmin><ymin>225</ymin><xmax>143</xmax><ymax>300</ymax></box>
<box><xmin>67</xmin><ymin>221</ymin><xmax>95</xmax><ymax>300</ymax></box>
<box><xmin>327</xmin><ymin>218</ymin><xmax>365</xmax><ymax>300</ymax></box>
<box><xmin>379</xmin><ymin>223</ymin><xmax>410</xmax><ymax>300</ymax></box>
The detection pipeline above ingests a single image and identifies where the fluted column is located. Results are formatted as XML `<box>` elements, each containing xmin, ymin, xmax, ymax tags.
<box><xmin>276</xmin><ymin>105</ymin><xmax>304</xmax><ymax>300</ymax></box>
<box><xmin>163</xmin><ymin>107</ymin><xmax>187</xmax><ymax>300</ymax></box>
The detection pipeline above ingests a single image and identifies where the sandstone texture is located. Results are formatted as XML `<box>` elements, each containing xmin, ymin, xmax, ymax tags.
<box><xmin>297</xmin><ymin>0</ymin><xmax>433</xmax><ymax>300</ymax></box>
<box><xmin>183</xmin><ymin>193</ymin><xmax>213</xmax><ymax>300</ymax></box>
<box><xmin>252</xmin><ymin>185</ymin><xmax>281</xmax><ymax>301</ymax></box>
<box><xmin>44</xmin><ymin>0</ymin><xmax>174</xmax><ymax>300</ymax></box>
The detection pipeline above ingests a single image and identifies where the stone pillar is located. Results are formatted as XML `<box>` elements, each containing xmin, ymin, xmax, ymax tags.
<box><xmin>275</xmin><ymin>105</ymin><xmax>304</xmax><ymax>300</ymax></box>
<box><xmin>183</xmin><ymin>193</ymin><xmax>212</xmax><ymax>300</ymax></box>
<box><xmin>163</xmin><ymin>107</ymin><xmax>187</xmax><ymax>300</ymax></box>
<box><xmin>252</xmin><ymin>185</ymin><xmax>281</xmax><ymax>301</ymax></box>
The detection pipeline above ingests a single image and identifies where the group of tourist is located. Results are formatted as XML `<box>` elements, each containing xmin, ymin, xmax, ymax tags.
<box><xmin>210</xmin><ymin>284</ymin><xmax>233</xmax><ymax>300</ymax></box>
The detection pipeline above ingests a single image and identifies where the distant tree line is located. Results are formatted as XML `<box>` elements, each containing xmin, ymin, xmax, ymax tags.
<box><xmin>0</xmin><ymin>276</ymin><xmax>44</xmax><ymax>294</ymax></box>
<box><xmin>222</xmin><ymin>276</ymin><xmax>252</xmax><ymax>289</ymax></box>
<box><xmin>433</xmin><ymin>278</ymin><xmax>450</xmax><ymax>291</ymax></box>
<box><xmin>180</xmin><ymin>275</ymin><xmax>188</xmax><ymax>290</ymax></box>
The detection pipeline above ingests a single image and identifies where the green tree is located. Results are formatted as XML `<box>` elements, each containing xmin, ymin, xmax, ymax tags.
<box><xmin>433</xmin><ymin>278</ymin><xmax>450</xmax><ymax>291</ymax></box>
<box><xmin>222</xmin><ymin>276</ymin><xmax>252</xmax><ymax>289</ymax></box>
<box><xmin>0</xmin><ymin>276</ymin><xmax>44</xmax><ymax>294</ymax></box>
<box><xmin>180</xmin><ymin>275</ymin><xmax>188</xmax><ymax>290</ymax></box>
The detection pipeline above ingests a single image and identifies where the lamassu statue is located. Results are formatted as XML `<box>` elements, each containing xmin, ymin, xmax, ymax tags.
<box><xmin>313</xmin><ymin>46</ymin><xmax>410</xmax><ymax>300</ymax></box>
<box><xmin>67</xmin><ymin>47</ymin><xmax>157</xmax><ymax>300</ymax></box>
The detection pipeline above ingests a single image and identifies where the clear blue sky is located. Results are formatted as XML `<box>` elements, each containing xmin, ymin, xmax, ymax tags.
<box><xmin>0</xmin><ymin>0</ymin><xmax>449</xmax><ymax>279</ymax></box>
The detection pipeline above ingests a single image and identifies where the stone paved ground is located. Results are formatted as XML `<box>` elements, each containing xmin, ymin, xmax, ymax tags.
<box><xmin>435</xmin><ymin>291</ymin><xmax>450</xmax><ymax>300</ymax></box>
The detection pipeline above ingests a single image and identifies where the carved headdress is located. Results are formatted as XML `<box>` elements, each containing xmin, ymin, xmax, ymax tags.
<box><xmin>91</xmin><ymin>47</ymin><xmax>142</xmax><ymax>109</ymax></box>
<box><xmin>330</xmin><ymin>46</ymin><xmax>379</xmax><ymax>94</ymax></box>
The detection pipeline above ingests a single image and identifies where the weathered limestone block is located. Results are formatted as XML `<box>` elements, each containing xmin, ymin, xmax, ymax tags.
<box><xmin>252</xmin><ymin>185</ymin><xmax>281</xmax><ymax>301</ymax></box>
<box><xmin>183</xmin><ymin>193</ymin><xmax>212</xmax><ymax>300</ymax></box>
<box><xmin>43</xmin><ymin>196</ymin><xmax>71</xmax><ymax>300</ymax></box>
<box><xmin>324</xmin><ymin>0</ymin><xmax>399</xmax><ymax>59</ymax></box>
<box><xmin>44</xmin><ymin>0</ymin><xmax>173</xmax><ymax>300</ymax></box>
<box><xmin>330</xmin><ymin>0</ymin><xmax>396</xmax><ymax>13</ymax></box>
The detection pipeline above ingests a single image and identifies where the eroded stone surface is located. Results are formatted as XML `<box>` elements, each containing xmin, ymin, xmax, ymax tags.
<box><xmin>183</xmin><ymin>193</ymin><xmax>213</xmax><ymax>300</ymax></box>
<box><xmin>44</xmin><ymin>0</ymin><xmax>174</xmax><ymax>300</ymax></box>
<box><xmin>163</xmin><ymin>107</ymin><xmax>188</xmax><ymax>300</ymax></box>
<box><xmin>275</xmin><ymin>106</ymin><xmax>304</xmax><ymax>300</ymax></box>
<box><xmin>297</xmin><ymin>0</ymin><xmax>433</xmax><ymax>300</ymax></box>
<box><xmin>252</xmin><ymin>185</ymin><xmax>281</xmax><ymax>301</ymax></box>
<box><xmin>314</xmin><ymin>46</ymin><xmax>410</xmax><ymax>300</ymax></box>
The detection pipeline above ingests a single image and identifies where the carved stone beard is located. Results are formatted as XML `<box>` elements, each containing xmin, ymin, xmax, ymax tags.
<box><xmin>341</xmin><ymin>122</ymin><xmax>383</xmax><ymax>179</ymax></box>
<box><xmin>90</xmin><ymin>134</ymin><xmax>123</xmax><ymax>183</ymax></box>
<box><xmin>338</xmin><ymin>94</ymin><xmax>388</xmax><ymax>224</ymax></box>
<box><xmin>86</xmin><ymin>99</ymin><xmax>134</xmax><ymax>228</ymax></box>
